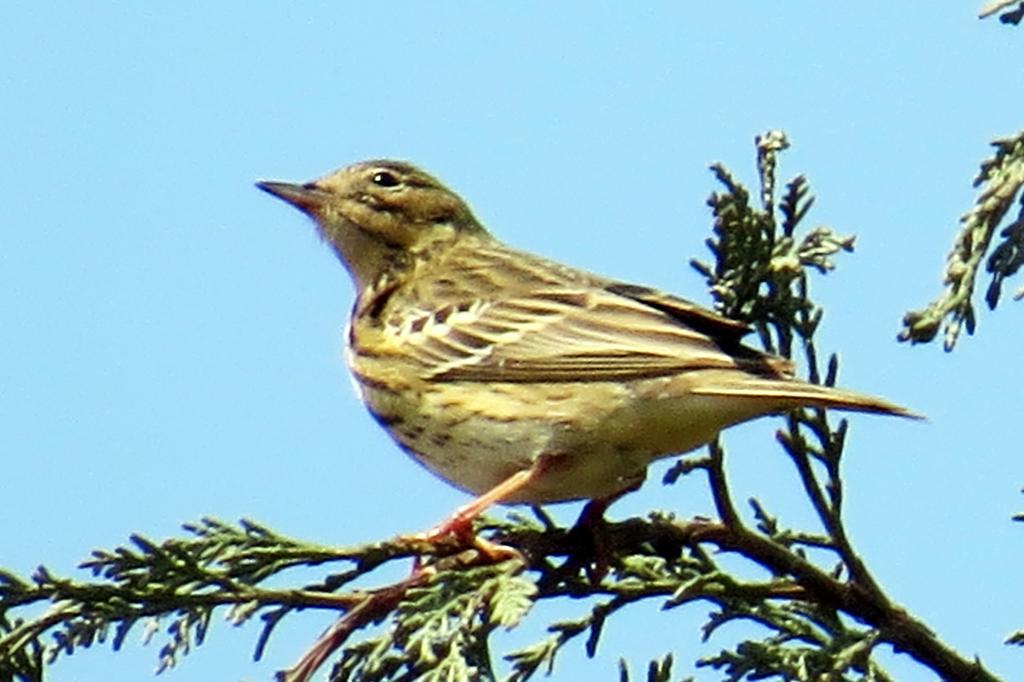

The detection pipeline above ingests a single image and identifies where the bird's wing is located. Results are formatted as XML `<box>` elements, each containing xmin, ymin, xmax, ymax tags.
<box><xmin>388</xmin><ymin>285</ymin><xmax>791</xmax><ymax>383</ymax></box>
<box><xmin>602</xmin><ymin>282</ymin><xmax>752</xmax><ymax>340</ymax></box>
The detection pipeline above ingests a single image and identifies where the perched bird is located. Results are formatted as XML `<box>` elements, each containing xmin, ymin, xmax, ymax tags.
<box><xmin>257</xmin><ymin>160</ymin><xmax>914</xmax><ymax>541</ymax></box>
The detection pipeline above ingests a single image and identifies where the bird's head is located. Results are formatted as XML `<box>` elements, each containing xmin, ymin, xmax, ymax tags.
<box><xmin>257</xmin><ymin>160</ymin><xmax>485</xmax><ymax>288</ymax></box>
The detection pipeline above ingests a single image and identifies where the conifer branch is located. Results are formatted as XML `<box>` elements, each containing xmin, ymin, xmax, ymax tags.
<box><xmin>900</xmin><ymin>130</ymin><xmax>1024</xmax><ymax>349</ymax></box>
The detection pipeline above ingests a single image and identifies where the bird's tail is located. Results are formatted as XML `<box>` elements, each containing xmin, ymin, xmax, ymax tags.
<box><xmin>692</xmin><ymin>379</ymin><xmax>922</xmax><ymax>419</ymax></box>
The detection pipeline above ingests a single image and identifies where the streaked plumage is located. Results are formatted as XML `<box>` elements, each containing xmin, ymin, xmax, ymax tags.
<box><xmin>257</xmin><ymin>160</ymin><xmax>914</xmax><ymax>510</ymax></box>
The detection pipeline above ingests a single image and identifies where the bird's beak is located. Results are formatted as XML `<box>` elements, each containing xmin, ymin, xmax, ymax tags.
<box><xmin>255</xmin><ymin>180</ymin><xmax>330</xmax><ymax>215</ymax></box>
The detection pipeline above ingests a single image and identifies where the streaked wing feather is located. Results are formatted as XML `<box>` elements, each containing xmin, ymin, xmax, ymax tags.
<box><xmin>391</xmin><ymin>287</ymin><xmax>784</xmax><ymax>383</ymax></box>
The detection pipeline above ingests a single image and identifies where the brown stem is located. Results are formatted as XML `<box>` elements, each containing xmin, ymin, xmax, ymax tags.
<box><xmin>681</xmin><ymin>519</ymin><xmax>998</xmax><ymax>682</ymax></box>
<box><xmin>277</xmin><ymin>576</ymin><xmax>426</xmax><ymax>682</ymax></box>
<box><xmin>505</xmin><ymin>516</ymin><xmax>999</xmax><ymax>681</ymax></box>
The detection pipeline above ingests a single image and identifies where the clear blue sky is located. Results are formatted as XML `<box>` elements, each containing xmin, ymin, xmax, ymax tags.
<box><xmin>3</xmin><ymin>3</ymin><xmax>1022</xmax><ymax>681</ymax></box>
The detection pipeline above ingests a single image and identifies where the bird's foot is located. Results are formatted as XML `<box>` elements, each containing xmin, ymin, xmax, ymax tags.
<box><xmin>401</xmin><ymin>502</ymin><xmax>523</xmax><ymax>567</ymax></box>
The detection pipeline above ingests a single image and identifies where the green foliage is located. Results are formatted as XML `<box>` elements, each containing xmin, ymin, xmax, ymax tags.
<box><xmin>0</xmin><ymin>519</ymin><xmax>371</xmax><ymax>679</ymax></box>
<box><xmin>331</xmin><ymin>567</ymin><xmax>536</xmax><ymax>682</ymax></box>
<box><xmin>900</xmin><ymin>130</ymin><xmax>1024</xmax><ymax>349</ymax></box>
<box><xmin>899</xmin><ymin>6</ymin><xmax>1023</xmax><ymax>347</ymax></box>
<box><xmin>618</xmin><ymin>653</ymin><xmax>685</xmax><ymax>682</ymax></box>
<box><xmin>694</xmin><ymin>130</ymin><xmax>853</xmax><ymax>362</ymax></box>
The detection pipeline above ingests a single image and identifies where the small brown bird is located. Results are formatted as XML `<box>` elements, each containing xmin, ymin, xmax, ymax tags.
<box><xmin>257</xmin><ymin>160</ymin><xmax>914</xmax><ymax>541</ymax></box>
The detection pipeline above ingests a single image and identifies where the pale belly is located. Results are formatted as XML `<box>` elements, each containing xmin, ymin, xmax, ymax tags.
<box><xmin>357</xmin><ymin>374</ymin><xmax>770</xmax><ymax>504</ymax></box>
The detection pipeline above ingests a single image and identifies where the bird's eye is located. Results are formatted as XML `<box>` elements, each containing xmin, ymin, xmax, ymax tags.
<box><xmin>371</xmin><ymin>171</ymin><xmax>401</xmax><ymax>188</ymax></box>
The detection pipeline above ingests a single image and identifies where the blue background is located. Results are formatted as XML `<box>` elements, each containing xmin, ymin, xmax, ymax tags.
<box><xmin>3</xmin><ymin>3</ymin><xmax>1022</xmax><ymax>680</ymax></box>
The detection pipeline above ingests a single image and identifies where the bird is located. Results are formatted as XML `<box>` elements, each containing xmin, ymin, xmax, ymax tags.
<box><xmin>256</xmin><ymin>160</ymin><xmax>916</xmax><ymax>544</ymax></box>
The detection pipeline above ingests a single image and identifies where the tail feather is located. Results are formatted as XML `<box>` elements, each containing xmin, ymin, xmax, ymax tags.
<box><xmin>692</xmin><ymin>380</ymin><xmax>923</xmax><ymax>420</ymax></box>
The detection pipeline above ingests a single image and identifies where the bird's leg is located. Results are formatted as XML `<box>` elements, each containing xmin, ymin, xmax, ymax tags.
<box><xmin>570</xmin><ymin>480</ymin><xmax>643</xmax><ymax>584</ymax></box>
<box><xmin>407</xmin><ymin>459</ymin><xmax>554</xmax><ymax>561</ymax></box>
<box><xmin>419</xmin><ymin>470</ymin><xmax>534</xmax><ymax>542</ymax></box>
